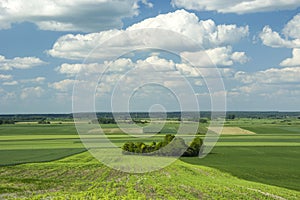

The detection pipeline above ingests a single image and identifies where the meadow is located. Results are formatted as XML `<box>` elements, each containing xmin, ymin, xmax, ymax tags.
<box><xmin>0</xmin><ymin>118</ymin><xmax>299</xmax><ymax>199</ymax></box>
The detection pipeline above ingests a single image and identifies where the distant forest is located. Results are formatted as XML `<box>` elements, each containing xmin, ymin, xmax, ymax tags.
<box><xmin>0</xmin><ymin>111</ymin><xmax>299</xmax><ymax>123</ymax></box>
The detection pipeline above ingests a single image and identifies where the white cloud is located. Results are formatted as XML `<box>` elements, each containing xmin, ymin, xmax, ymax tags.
<box><xmin>48</xmin><ymin>29</ymin><xmax>122</xmax><ymax>60</ymax></box>
<box><xmin>136</xmin><ymin>56</ymin><xmax>175</xmax><ymax>72</ymax></box>
<box><xmin>259</xmin><ymin>14</ymin><xmax>300</xmax><ymax>67</ymax></box>
<box><xmin>56</xmin><ymin>63</ymin><xmax>103</xmax><ymax>76</ymax></box>
<box><xmin>280</xmin><ymin>48</ymin><xmax>300</xmax><ymax>66</ymax></box>
<box><xmin>0</xmin><ymin>89</ymin><xmax>17</xmax><ymax>103</ymax></box>
<box><xmin>127</xmin><ymin>10</ymin><xmax>249</xmax><ymax>48</ymax></box>
<box><xmin>20</xmin><ymin>86</ymin><xmax>45</xmax><ymax>99</ymax></box>
<box><xmin>260</xmin><ymin>13</ymin><xmax>300</xmax><ymax>48</ymax></box>
<box><xmin>32</xmin><ymin>77</ymin><xmax>45</xmax><ymax>83</ymax></box>
<box><xmin>206</xmin><ymin>47</ymin><xmax>248</xmax><ymax>66</ymax></box>
<box><xmin>0</xmin><ymin>0</ymin><xmax>143</xmax><ymax>32</ymax></box>
<box><xmin>56</xmin><ymin>59</ymin><xmax>135</xmax><ymax>77</ymax></box>
<box><xmin>49</xmin><ymin>79</ymin><xmax>76</xmax><ymax>91</ymax></box>
<box><xmin>141</xmin><ymin>0</ymin><xmax>153</xmax><ymax>8</ymax></box>
<box><xmin>283</xmin><ymin>13</ymin><xmax>300</xmax><ymax>39</ymax></box>
<box><xmin>230</xmin><ymin>67</ymin><xmax>300</xmax><ymax>106</ymax></box>
<box><xmin>0</xmin><ymin>55</ymin><xmax>46</xmax><ymax>70</ymax></box>
<box><xmin>48</xmin><ymin>10</ymin><xmax>249</xmax><ymax>60</ymax></box>
<box><xmin>180</xmin><ymin>46</ymin><xmax>248</xmax><ymax>67</ymax></box>
<box><xmin>0</xmin><ymin>74</ymin><xmax>12</xmax><ymax>80</ymax></box>
<box><xmin>20</xmin><ymin>77</ymin><xmax>46</xmax><ymax>84</ymax></box>
<box><xmin>171</xmin><ymin>0</ymin><xmax>300</xmax><ymax>14</ymax></box>
<box><xmin>2</xmin><ymin>81</ymin><xmax>18</xmax><ymax>86</ymax></box>
<box><xmin>69</xmin><ymin>56</ymin><xmax>232</xmax><ymax>103</ymax></box>
<box><xmin>235</xmin><ymin>67</ymin><xmax>300</xmax><ymax>84</ymax></box>
<box><xmin>259</xmin><ymin>26</ymin><xmax>300</xmax><ymax>48</ymax></box>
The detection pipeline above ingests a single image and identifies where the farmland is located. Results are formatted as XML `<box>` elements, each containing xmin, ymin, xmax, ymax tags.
<box><xmin>0</xmin><ymin>118</ymin><xmax>299</xmax><ymax>199</ymax></box>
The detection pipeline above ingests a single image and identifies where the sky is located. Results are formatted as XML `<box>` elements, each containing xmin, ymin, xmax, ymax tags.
<box><xmin>0</xmin><ymin>0</ymin><xmax>300</xmax><ymax>114</ymax></box>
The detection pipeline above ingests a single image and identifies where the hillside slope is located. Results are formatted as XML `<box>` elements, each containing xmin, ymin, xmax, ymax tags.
<box><xmin>0</xmin><ymin>152</ymin><xmax>299</xmax><ymax>200</ymax></box>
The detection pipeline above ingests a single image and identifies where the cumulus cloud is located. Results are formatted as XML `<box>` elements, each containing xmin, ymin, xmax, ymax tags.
<box><xmin>2</xmin><ymin>81</ymin><xmax>18</xmax><ymax>86</ymax></box>
<box><xmin>56</xmin><ymin>63</ymin><xmax>103</xmax><ymax>76</ymax></box>
<box><xmin>283</xmin><ymin>13</ymin><xmax>300</xmax><ymax>39</ymax></box>
<box><xmin>0</xmin><ymin>88</ymin><xmax>17</xmax><ymax>103</ymax></box>
<box><xmin>56</xmin><ymin>59</ymin><xmax>136</xmax><ymax>77</ymax></box>
<box><xmin>48</xmin><ymin>29</ymin><xmax>122</xmax><ymax>60</ymax></box>
<box><xmin>235</xmin><ymin>67</ymin><xmax>300</xmax><ymax>84</ymax></box>
<box><xmin>60</xmin><ymin>55</ymin><xmax>231</xmax><ymax>105</ymax></box>
<box><xmin>180</xmin><ymin>46</ymin><xmax>248</xmax><ymax>68</ymax></box>
<box><xmin>0</xmin><ymin>74</ymin><xmax>12</xmax><ymax>80</ymax></box>
<box><xmin>20</xmin><ymin>86</ymin><xmax>45</xmax><ymax>99</ymax></box>
<box><xmin>206</xmin><ymin>47</ymin><xmax>248</xmax><ymax>66</ymax></box>
<box><xmin>230</xmin><ymin>67</ymin><xmax>300</xmax><ymax>105</ymax></box>
<box><xmin>141</xmin><ymin>0</ymin><xmax>153</xmax><ymax>8</ymax></box>
<box><xmin>0</xmin><ymin>55</ymin><xmax>46</xmax><ymax>70</ymax></box>
<box><xmin>127</xmin><ymin>10</ymin><xmax>249</xmax><ymax>47</ymax></box>
<box><xmin>171</xmin><ymin>0</ymin><xmax>300</xmax><ymax>14</ymax></box>
<box><xmin>260</xmin><ymin>13</ymin><xmax>300</xmax><ymax>48</ymax></box>
<box><xmin>48</xmin><ymin>10</ymin><xmax>249</xmax><ymax>60</ymax></box>
<box><xmin>259</xmin><ymin>26</ymin><xmax>300</xmax><ymax>48</ymax></box>
<box><xmin>49</xmin><ymin>79</ymin><xmax>76</xmax><ymax>91</ymax></box>
<box><xmin>259</xmin><ymin>13</ymin><xmax>300</xmax><ymax>67</ymax></box>
<box><xmin>0</xmin><ymin>0</ymin><xmax>146</xmax><ymax>32</ymax></box>
<box><xmin>58</xmin><ymin>54</ymin><xmax>234</xmax><ymax>86</ymax></box>
<box><xmin>280</xmin><ymin>48</ymin><xmax>300</xmax><ymax>67</ymax></box>
<box><xmin>20</xmin><ymin>77</ymin><xmax>46</xmax><ymax>84</ymax></box>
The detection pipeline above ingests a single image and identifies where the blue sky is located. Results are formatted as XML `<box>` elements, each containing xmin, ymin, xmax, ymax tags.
<box><xmin>0</xmin><ymin>0</ymin><xmax>300</xmax><ymax>113</ymax></box>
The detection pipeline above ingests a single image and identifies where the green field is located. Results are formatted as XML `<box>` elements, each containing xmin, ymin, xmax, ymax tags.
<box><xmin>0</xmin><ymin>121</ymin><xmax>299</xmax><ymax>199</ymax></box>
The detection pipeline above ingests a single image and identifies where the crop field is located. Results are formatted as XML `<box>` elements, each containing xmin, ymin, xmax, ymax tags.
<box><xmin>0</xmin><ymin>120</ymin><xmax>299</xmax><ymax>199</ymax></box>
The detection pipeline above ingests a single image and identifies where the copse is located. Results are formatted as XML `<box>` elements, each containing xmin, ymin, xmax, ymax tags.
<box><xmin>122</xmin><ymin>134</ymin><xmax>203</xmax><ymax>157</ymax></box>
<box><xmin>0</xmin><ymin>119</ymin><xmax>15</xmax><ymax>125</ymax></box>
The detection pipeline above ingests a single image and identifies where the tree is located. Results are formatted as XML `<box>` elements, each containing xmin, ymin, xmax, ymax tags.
<box><xmin>160</xmin><ymin>137</ymin><xmax>188</xmax><ymax>156</ymax></box>
<box><xmin>183</xmin><ymin>136</ymin><xmax>203</xmax><ymax>157</ymax></box>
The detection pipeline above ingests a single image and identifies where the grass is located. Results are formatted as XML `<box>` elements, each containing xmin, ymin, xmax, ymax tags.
<box><xmin>242</xmin><ymin>125</ymin><xmax>300</xmax><ymax>134</ymax></box>
<box><xmin>0</xmin><ymin>124</ymin><xmax>85</xmax><ymax>166</ymax></box>
<box><xmin>0</xmin><ymin>149</ymin><xmax>86</xmax><ymax>166</ymax></box>
<box><xmin>0</xmin><ymin>124</ymin><xmax>78</xmax><ymax>135</ymax></box>
<box><xmin>181</xmin><ymin>146</ymin><xmax>300</xmax><ymax>191</ymax></box>
<box><xmin>0</xmin><ymin>152</ymin><xmax>299</xmax><ymax>199</ymax></box>
<box><xmin>0</xmin><ymin>121</ymin><xmax>299</xmax><ymax>199</ymax></box>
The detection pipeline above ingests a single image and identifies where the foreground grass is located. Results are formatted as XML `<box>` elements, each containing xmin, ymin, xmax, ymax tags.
<box><xmin>0</xmin><ymin>151</ymin><xmax>299</xmax><ymax>200</ymax></box>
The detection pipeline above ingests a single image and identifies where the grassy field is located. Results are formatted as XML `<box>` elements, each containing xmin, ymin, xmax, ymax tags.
<box><xmin>1</xmin><ymin>152</ymin><xmax>299</xmax><ymax>200</ymax></box>
<box><xmin>0</xmin><ymin>124</ymin><xmax>84</xmax><ymax>166</ymax></box>
<box><xmin>0</xmin><ymin>120</ymin><xmax>299</xmax><ymax>199</ymax></box>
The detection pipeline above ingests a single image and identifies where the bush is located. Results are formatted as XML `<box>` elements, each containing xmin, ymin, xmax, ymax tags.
<box><xmin>38</xmin><ymin>119</ymin><xmax>51</xmax><ymax>124</ymax></box>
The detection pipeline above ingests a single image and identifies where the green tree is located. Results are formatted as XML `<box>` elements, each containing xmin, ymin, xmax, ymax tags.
<box><xmin>184</xmin><ymin>136</ymin><xmax>203</xmax><ymax>157</ymax></box>
<box><xmin>161</xmin><ymin>137</ymin><xmax>188</xmax><ymax>156</ymax></box>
